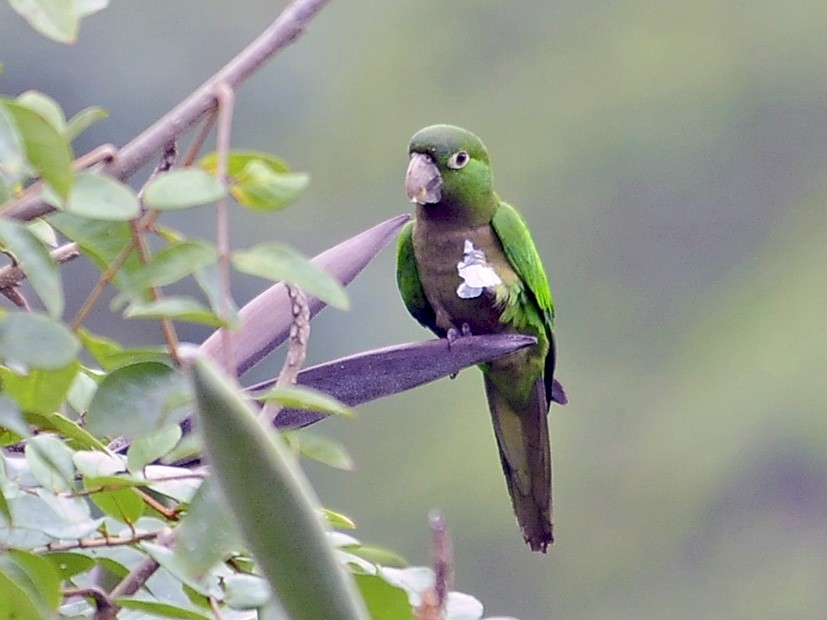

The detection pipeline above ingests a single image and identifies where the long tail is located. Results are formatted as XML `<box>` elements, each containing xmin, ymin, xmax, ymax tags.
<box><xmin>484</xmin><ymin>376</ymin><xmax>552</xmax><ymax>552</ymax></box>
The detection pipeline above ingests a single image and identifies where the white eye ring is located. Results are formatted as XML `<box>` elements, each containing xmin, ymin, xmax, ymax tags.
<box><xmin>447</xmin><ymin>150</ymin><xmax>470</xmax><ymax>169</ymax></box>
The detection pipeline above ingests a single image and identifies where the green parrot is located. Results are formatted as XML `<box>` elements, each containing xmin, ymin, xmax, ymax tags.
<box><xmin>396</xmin><ymin>124</ymin><xmax>566</xmax><ymax>552</ymax></box>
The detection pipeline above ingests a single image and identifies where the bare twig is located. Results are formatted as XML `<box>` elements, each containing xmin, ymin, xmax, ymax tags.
<box><xmin>108</xmin><ymin>528</ymin><xmax>176</xmax><ymax>604</ymax></box>
<box><xmin>63</xmin><ymin>586</ymin><xmax>117</xmax><ymax>620</ymax></box>
<box><xmin>3</xmin><ymin>0</ymin><xmax>334</xmax><ymax>222</ymax></box>
<box><xmin>259</xmin><ymin>283</ymin><xmax>310</xmax><ymax>424</ymax></box>
<box><xmin>34</xmin><ymin>528</ymin><xmax>164</xmax><ymax>553</ymax></box>
<box><xmin>0</xmin><ymin>243</ymin><xmax>80</xmax><ymax>310</ymax></box>
<box><xmin>415</xmin><ymin>511</ymin><xmax>454</xmax><ymax>620</ymax></box>
<box><xmin>213</xmin><ymin>83</ymin><xmax>237</xmax><ymax>377</ymax></box>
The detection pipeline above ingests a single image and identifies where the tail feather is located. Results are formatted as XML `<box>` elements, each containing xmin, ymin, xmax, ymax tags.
<box><xmin>484</xmin><ymin>376</ymin><xmax>553</xmax><ymax>552</ymax></box>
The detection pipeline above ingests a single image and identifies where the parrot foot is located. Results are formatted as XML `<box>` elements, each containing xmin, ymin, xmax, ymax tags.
<box><xmin>446</xmin><ymin>323</ymin><xmax>473</xmax><ymax>379</ymax></box>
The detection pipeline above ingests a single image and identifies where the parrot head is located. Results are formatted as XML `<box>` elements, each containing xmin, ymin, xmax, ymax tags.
<box><xmin>406</xmin><ymin>125</ymin><xmax>495</xmax><ymax>219</ymax></box>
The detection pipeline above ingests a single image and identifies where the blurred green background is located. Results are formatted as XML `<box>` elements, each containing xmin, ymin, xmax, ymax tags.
<box><xmin>3</xmin><ymin>1</ymin><xmax>826</xmax><ymax>617</ymax></box>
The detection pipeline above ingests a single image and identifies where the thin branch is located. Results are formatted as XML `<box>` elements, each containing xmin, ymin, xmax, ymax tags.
<box><xmin>0</xmin><ymin>242</ymin><xmax>80</xmax><ymax>289</ymax></box>
<box><xmin>259</xmin><ymin>283</ymin><xmax>310</xmax><ymax>424</ymax></box>
<box><xmin>3</xmin><ymin>0</ymin><xmax>334</xmax><ymax>222</ymax></box>
<box><xmin>108</xmin><ymin>528</ymin><xmax>176</xmax><ymax>603</ymax></box>
<box><xmin>34</xmin><ymin>528</ymin><xmax>164</xmax><ymax>553</ymax></box>
<box><xmin>63</xmin><ymin>586</ymin><xmax>117</xmax><ymax>620</ymax></box>
<box><xmin>213</xmin><ymin>83</ymin><xmax>237</xmax><ymax>377</ymax></box>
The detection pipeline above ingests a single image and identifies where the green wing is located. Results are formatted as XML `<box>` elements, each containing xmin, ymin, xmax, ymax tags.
<box><xmin>491</xmin><ymin>202</ymin><xmax>558</xmax><ymax>398</ymax></box>
<box><xmin>396</xmin><ymin>220</ymin><xmax>442</xmax><ymax>336</ymax></box>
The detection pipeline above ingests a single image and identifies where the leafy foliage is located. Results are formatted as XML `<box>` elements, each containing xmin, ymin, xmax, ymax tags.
<box><xmin>0</xmin><ymin>8</ymin><xmax>519</xmax><ymax>618</ymax></box>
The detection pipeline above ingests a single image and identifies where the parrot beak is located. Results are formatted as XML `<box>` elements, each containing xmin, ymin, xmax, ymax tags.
<box><xmin>406</xmin><ymin>152</ymin><xmax>442</xmax><ymax>205</ymax></box>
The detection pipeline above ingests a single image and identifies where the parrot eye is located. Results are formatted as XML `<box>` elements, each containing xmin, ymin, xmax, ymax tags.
<box><xmin>447</xmin><ymin>150</ymin><xmax>470</xmax><ymax>169</ymax></box>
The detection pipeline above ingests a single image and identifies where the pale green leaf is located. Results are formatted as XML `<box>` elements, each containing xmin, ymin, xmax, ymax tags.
<box><xmin>0</xmin><ymin>101</ymin><xmax>73</xmax><ymax>198</ymax></box>
<box><xmin>0</xmin><ymin>313</ymin><xmax>80</xmax><ymax>369</ymax></box>
<box><xmin>75</xmin><ymin>0</ymin><xmax>108</xmax><ymax>18</ymax></box>
<box><xmin>25</xmin><ymin>434</ymin><xmax>75</xmax><ymax>493</ymax></box>
<box><xmin>0</xmin><ymin>362</ymin><xmax>78</xmax><ymax>415</ymax></box>
<box><xmin>115</xmin><ymin>597</ymin><xmax>212</xmax><ymax>620</ymax></box>
<box><xmin>65</xmin><ymin>105</ymin><xmax>107</xmax><ymax>142</ymax></box>
<box><xmin>84</xmin><ymin>477</ymin><xmax>143</xmax><ymax>524</ymax></box>
<box><xmin>126</xmin><ymin>425</ymin><xmax>182</xmax><ymax>473</ymax></box>
<box><xmin>284</xmin><ymin>430</ymin><xmax>354</xmax><ymax>471</ymax></box>
<box><xmin>257</xmin><ymin>384</ymin><xmax>353</xmax><ymax>417</ymax></box>
<box><xmin>232</xmin><ymin>243</ymin><xmax>349</xmax><ymax>310</ymax></box>
<box><xmin>125</xmin><ymin>297</ymin><xmax>227</xmax><ymax>327</ymax></box>
<box><xmin>16</xmin><ymin>91</ymin><xmax>66</xmax><ymax>133</ymax></box>
<box><xmin>142</xmin><ymin>168</ymin><xmax>226</xmax><ymax>210</ymax></box>
<box><xmin>199</xmin><ymin>149</ymin><xmax>289</xmax><ymax>177</ymax></box>
<box><xmin>9</xmin><ymin>0</ymin><xmax>79</xmax><ymax>43</ymax></box>
<box><xmin>0</xmin><ymin>104</ymin><xmax>30</xmax><ymax>184</ymax></box>
<box><xmin>26</xmin><ymin>219</ymin><xmax>58</xmax><ymax>247</ymax></box>
<box><xmin>0</xmin><ymin>218</ymin><xmax>64</xmax><ymax>317</ymax></box>
<box><xmin>353</xmin><ymin>573</ymin><xmax>412</xmax><ymax>620</ymax></box>
<box><xmin>0</xmin><ymin>395</ymin><xmax>30</xmax><ymax>439</ymax></box>
<box><xmin>65</xmin><ymin>171</ymin><xmax>140</xmax><ymax>220</ymax></box>
<box><xmin>232</xmin><ymin>160</ymin><xmax>309</xmax><ymax>211</ymax></box>
<box><xmin>223</xmin><ymin>572</ymin><xmax>272</xmax><ymax>610</ymax></box>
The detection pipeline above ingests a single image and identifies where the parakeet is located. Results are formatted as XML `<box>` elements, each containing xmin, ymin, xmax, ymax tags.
<box><xmin>396</xmin><ymin>124</ymin><xmax>566</xmax><ymax>552</ymax></box>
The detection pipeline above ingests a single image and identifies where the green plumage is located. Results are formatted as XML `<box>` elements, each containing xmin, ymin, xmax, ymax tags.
<box><xmin>397</xmin><ymin>124</ymin><xmax>565</xmax><ymax>552</ymax></box>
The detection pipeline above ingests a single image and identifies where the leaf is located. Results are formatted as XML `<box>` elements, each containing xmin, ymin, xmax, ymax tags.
<box><xmin>78</xmin><ymin>328</ymin><xmax>171</xmax><ymax>371</ymax></box>
<box><xmin>142</xmin><ymin>168</ymin><xmax>226</xmax><ymax>210</ymax></box>
<box><xmin>0</xmin><ymin>218</ymin><xmax>64</xmax><ymax>317</ymax></box>
<box><xmin>42</xmin><ymin>552</ymin><xmax>95</xmax><ymax>580</ymax></box>
<box><xmin>123</xmin><ymin>240</ymin><xmax>217</xmax><ymax>295</ymax></box>
<box><xmin>175</xmin><ymin>478</ymin><xmax>243</xmax><ymax>578</ymax></box>
<box><xmin>65</xmin><ymin>171</ymin><xmax>141</xmax><ymax>220</ymax></box>
<box><xmin>0</xmin><ymin>550</ymin><xmax>62</xmax><ymax>618</ymax></box>
<box><xmin>86</xmin><ymin>361</ymin><xmax>190</xmax><ymax>439</ymax></box>
<box><xmin>0</xmin><ymin>362</ymin><xmax>78</xmax><ymax>415</ymax></box>
<box><xmin>257</xmin><ymin>385</ymin><xmax>353</xmax><ymax>418</ymax></box>
<box><xmin>114</xmin><ymin>598</ymin><xmax>211</xmax><ymax>620</ymax></box>
<box><xmin>223</xmin><ymin>572</ymin><xmax>272</xmax><ymax>610</ymax></box>
<box><xmin>8</xmin><ymin>0</ymin><xmax>79</xmax><ymax>43</ymax></box>
<box><xmin>126</xmin><ymin>425</ymin><xmax>182</xmax><ymax>473</ymax></box>
<box><xmin>0</xmin><ymin>312</ymin><xmax>80</xmax><ymax>369</ymax></box>
<box><xmin>321</xmin><ymin>508</ymin><xmax>356</xmax><ymax>530</ymax></box>
<box><xmin>26</xmin><ymin>219</ymin><xmax>58</xmax><ymax>247</ymax></box>
<box><xmin>84</xmin><ymin>477</ymin><xmax>144</xmax><ymax>524</ymax></box>
<box><xmin>0</xmin><ymin>395</ymin><xmax>30</xmax><ymax>439</ymax></box>
<box><xmin>30</xmin><ymin>410</ymin><xmax>107</xmax><ymax>451</ymax></box>
<box><xmin>284</xmin><ymin>431</ymin><xmax>354</xmax><ymax>471</ymax></box>
<box><xmin>49</xmin><ymin>213</ymin><xmax>142</xmax><ymax>291</ymax></box>
<box><xmin>232</xmin><ymin>243</ymin><xmax>349</xmax><ymax>310</ymax></box>
<box><xmin>75</xmin><ymin>0</ymin><xmax>108</xmax><ymax>18</ymax></box>
<box><xmin>232</xmin><ymin>160</ymin><xmax>309</xmax><ymax>211</ymax></box>
<box><xmin>190</xmin><ymin>356</ymin><xmax>369</xmax><ymax>620</ymax></box>
<box><xmin>0</xmin><ymin>104</ymin><xmax>29</xmax><ymax>184</ymax></box>
<box><xmin>16</xmin><ymin>91</ymin><xmax>66</xmax><ymax>134</ymax></box>
<box><xmin>1</xmin><ymin>101</ymin><xmax>73</xmax><ymax>198</ymax></box>
<box><xmin>25</xmin><ymin>434</ymin><xmax>75</xmax><ymax>493</ymax></box>
<box><xmin>199</xmin><ymin>149</ymin><xmax>290</xmax><ymax>177</ymax></box>
<box><xmin>65</xmin><ymin>105</ymin><xmax>107</xmax><ymax>142</ymax></box>
<box><xmin>125</xmin><ymin>297</ymin><xmax>227</xmax><ymax>327</ymax></box>
<box><xmin>353</xmin><ymin>573</ymin><xmax>412</xmax><ymax>620</ymax></box>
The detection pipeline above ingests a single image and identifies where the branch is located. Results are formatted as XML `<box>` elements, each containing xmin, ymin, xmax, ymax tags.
<box><xmin>3</xmin><ymin>0</ymin><xmax>334</xmax><ymax>222</ymax></box>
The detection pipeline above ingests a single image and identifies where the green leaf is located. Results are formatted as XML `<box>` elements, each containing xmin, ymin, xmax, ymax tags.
<box><xmin>199</xmin><ymin>149</ymin><xmax>289</xmax><ymax>177</ymax></box>
<box><xmin>65</xmin><ymin>105</ymin><xmax>107</xmax><ymax>142</ymax></box>
<box><xmin>0</xmin><ymin>312</ymin><xmax>80</xmax><ymax>369</ymax></box>
<box><xmin>115</xmin><ymin>598</ymin><xmax>212</xmax><ymax>620</ymax></box>
<box><xmin>8</xmin><ymin>0</ymin><xmax>79</xmax><ymax>43</ymax></box>
<box><xmin>0</xmin><ymin>395</ymin><xmax>30</xmax><ymax>439</ymax></box>
<box><xmin>142</xmin><ymin>168</ymin><xmax>226</xmax><ymax>210</ymax></box>
<box><xmin>0</xmin><ymin>550</ymin><xmax>62</xmax><ymax>618</ymax></box>
<box><xmin>258</xmin><ymin>384</ymin><xmax>353</xmax><ymax>418</ymax></box>
<box><xmin>84</xmin><ymin>477</ymin><xmax>144</xmax><ymax>524</ymax></box>
<box><xmin>321</xmin><ymin>508</ymin><xmax>356</xmax><ymax>530</ymax></box>
<box><xmin>25</xmin><ymin>434</ymin><xmax>76</xmax><ymax>493</ymax></box>
<box><xmin>176</xmin><ymin>478</ymin><xmax>244</xmax><ymax>578</ymax></box>
<box><xmin>29</xmin><ymin>410</ymin><xmax>107</xmax><ymax>450</ymax></box>
<box><xmin>284</xmin><ymin>430</ymin><xmax>354</xmax><ymax>471</ymax></box>
<box><xmin>86</xmin><ymin>361</ymin><xmax>190</xmax><ymax>439</ymax></box>
<box><xmin>65</xmin><ymin>370</ymin><xmax>98</xmax><ymax>413</ymax></box>
<box><xmin>123</xmin><ymin>240</ymin><xmax>217</xmax><ymax>295</ymax></box>
<box><xmin>125</xmin><ymin>297</ymin><xmax>227</xmax><ymax>327</ymax></box>
<box><xmin>43</xmin><ymin>552</ymin><xmax>95</xmax><ymax>580</ymax></box>
<box><xmin>16</xmin><ymin>91</ymin><xmax>66</xmax><ymax>134</ymax></box>
<box><xmin>353</xmin><ymin>574</ymin><xmax>412</xmax><ymax>620</ymax></box>
<box><xmin>75</xmin><ymin>0</ymin><xmax>108</xmax><ymax>19</ymax></box>
<box><xmin>0</xmin><ymin>104</ymin><xmax>29</xmax><ymax>184</ymax></box>
<box><xmin>232</xmin><ymin>160</ymin><xmax>309</xmax><ymax>211</ymax></box>
<box><xmin>0</xmin><ymin>218</ymin><xmax>64</xmax><ymax>318</ymax></box>
<box><xmin>343</xmin><ymin>544</ymin><xmax>407</xmax><ymax>569</ymax></box>
<box><xmin>223</xmin><ymin>572</ymin><xmax>272</xmax><ymax>610</ymax></box>
<box><xmin>49</xmin><ymin>213</ymin><xmax>143</xmax><ymax>291</ymax></box>
<box><xmin>0</xmin><ymin>362</ymin><xmax>78</xmax><ymax>415</ymax></box>
<box><xmin>190</xmin><ymin>356</ymin><xmax>369</xmax><ymax>620</ymax></box>
<box><xmin>78</xmin><ymin>329</ymin><xmax>171</xmax><ymax>371</ymax></box>
<box><xmin>232</xmin><ymin>243</ymin><xmax>349</xmax><ymax>310</ymax></box>
<box><xmin>65</xmin><ymin>171</ymin><xmax>141</xmax><ymax>220</ymax></box>
<box><xmin>26</xmin><ymin>219</ymin><xmax>58</xmax><ymax>247</ymax></box>
<box><xmin>126</xmin><ymin>425</ymin><xmax>182</xmax><ymax>473</ymax></box>
<box><xmin>1</xmin><ymin>101</ymin><xmax>73</xmax><ymax>198</ymax></box>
